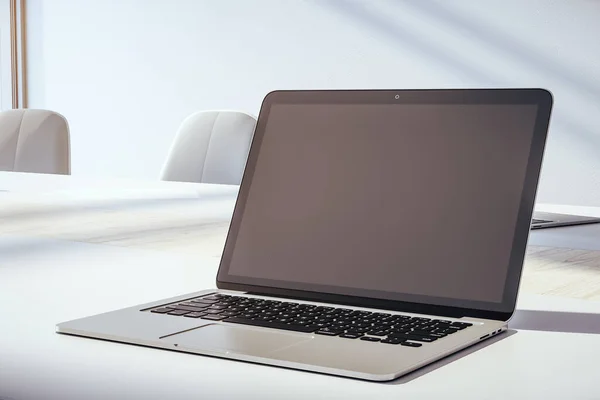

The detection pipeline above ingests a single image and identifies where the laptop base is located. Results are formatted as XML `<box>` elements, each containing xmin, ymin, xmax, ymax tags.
<box><xmin>532</xmin><ymin>211</ymin><xmax>600</xmax><ymax>229</ymax></box>
<box><xmin>56</xmin><ymin>290</ymin><xmax>505</xmax><ymax>381</ymax></box>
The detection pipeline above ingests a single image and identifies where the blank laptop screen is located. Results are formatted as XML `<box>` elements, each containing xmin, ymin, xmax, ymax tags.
<box><xmin>225</xmin><ymin>102</ymin><xmax>538</xmax><ymax>304</ymax></box>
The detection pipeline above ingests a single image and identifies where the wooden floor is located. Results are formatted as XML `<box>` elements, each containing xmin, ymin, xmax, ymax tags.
<box><xmin>2</xmin><ymin>190</ymin><xmax>600</xmax><ymax>301</ymax></box>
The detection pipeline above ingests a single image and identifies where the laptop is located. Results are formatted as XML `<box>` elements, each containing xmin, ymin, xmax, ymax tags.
<box><xmin>57</xmin><ymin>88</ymin><xmax>553</xmax><ymax>381</ymax></box>
<box><xmin>531</xmin><ymin>211</ymin><xmax>600</xmax><ymax>229</ymax></box>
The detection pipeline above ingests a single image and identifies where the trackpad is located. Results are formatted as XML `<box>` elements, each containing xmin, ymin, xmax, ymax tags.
<box><xmin>161</xmin><ymin>323</ymin><xmax>312</xmax><ymax>356</ymax></box>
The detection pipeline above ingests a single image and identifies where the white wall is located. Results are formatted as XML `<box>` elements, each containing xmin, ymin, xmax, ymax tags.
<box><xmin>26</xmin><ymin>0</ymin><xmax>600</xmax><ymax>206</ymax></box>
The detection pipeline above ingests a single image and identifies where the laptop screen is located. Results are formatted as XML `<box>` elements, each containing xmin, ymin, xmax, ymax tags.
<box><xmin>218</xmin><ymin>90</ymin><xmax>550</xmax><ymax>315</ymax></box>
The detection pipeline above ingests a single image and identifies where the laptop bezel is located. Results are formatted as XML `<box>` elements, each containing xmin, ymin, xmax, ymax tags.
<box><xmin>216</xmin><ymin>89</ymin><xmax>553</xmax><ymax>321</ymax></box>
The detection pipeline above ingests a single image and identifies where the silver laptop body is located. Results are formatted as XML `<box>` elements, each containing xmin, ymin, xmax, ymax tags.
<box><xmin>531</xmin><ymin>211</ymin><xmax>600</xmax><ymax>229</ymax></box>
<box><xmin>57</xmin><ymin>89</ymin><xmax>554</xmax><ymax>381</ymax></box>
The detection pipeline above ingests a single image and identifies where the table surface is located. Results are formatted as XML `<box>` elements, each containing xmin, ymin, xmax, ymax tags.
<box><xmin>2</xmin><ymin>171</ymin><xmax>600</xmax><ymax>300</ymax></box>
<box><xmin>2</xmin><ymin>172</ymin><xmax>600</xmax><ymax>400</ymax></box>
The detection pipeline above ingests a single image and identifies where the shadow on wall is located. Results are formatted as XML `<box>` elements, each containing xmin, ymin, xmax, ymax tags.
<box><xmin>310</xmin><ymin>0</ymin><xmax>600</xmax><ymax>151</ymax></box>
<box><xmin>314</xmin><ymin>0</ymin><xmax>494</xmax><ymax>83</ymax></box>
<box><xmin>401</xmin><ymin>0</ymin><xmax>600</xmax><ymax>101</ymax></box>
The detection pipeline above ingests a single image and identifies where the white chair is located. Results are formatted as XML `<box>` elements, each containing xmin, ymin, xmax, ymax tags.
<box><xmin>160</xmin><ymin>110</ymin><xmax>256</xmax><ymax>185</ymax></box>
<box><xmin>0</xmin><ymin>109</ymin><xmax>70</xmax><ymax>174</ymax></box>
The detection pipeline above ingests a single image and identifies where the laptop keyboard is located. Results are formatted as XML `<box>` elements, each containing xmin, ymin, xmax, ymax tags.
<box><xmin>147</xmin><ymin>293</ymin><xmax>472</xmax><ymax>347</ymax></box>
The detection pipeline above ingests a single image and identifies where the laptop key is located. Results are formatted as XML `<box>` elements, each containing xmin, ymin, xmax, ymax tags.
<box><xmin>184</xmin><ymin>312</ymin><xmax>206</xmax><ymax>318</ymax></box>
<box><xmin>254</xmin><ymin>316</ymin><xmax>274</xmax><ymax>321</ymax></box>
<box><xmin>293</xmin><ymin>316</ymin><xmax>312</xmax><ymax>323</ymax></box>
<box><xmin>220</xmin><ymin>298</ymin><xmax>240</xmax><ymax>304</ymax></box>
<box><xmin>176</xmin><ymin>302</ymin><xmax>202</xmax><ymax>308</ymax></box>
<box><xmin>202</xmin><ymin>314</ymin><xmax>228</xmax><ymax>321</ymax></box>
<box><xmin>220</xmin><ymin>311</ymin><xmax>240</xmax><ymax>317</ymax></box>
<box><xmin>389</xmin><ymin>333</ymin><xmax>437</xmax><ymax>342</ymax></box>
<box><xmin>167</xmin><ymin>310</ymin><xmax>190</xmax><ymax>316</ymax></box>
<box><xmin>203</xmin><ymin>309</ymin><xmax>225</xmax><ymax>315</ymax></box>
<box><xmin>437</xmin><ymin>328</ymin><xmax>458</xmax><ymax>335</ymax></box>
<box><xmin>401</xmin><ymin>341</ymin><xmax>423</xmax><ymax>348</ymax></box>
<box><xmin>360</xmin><ymin>336</ymin><xmax>381</xmax><ymax>342</ymax></box>
<box><xmin>372</xmin><ymin>313</ymin><xmax>392</xmax><ymax>318</ymax></box>
<box><xmin>304</xmin><ymin>324</ymin><xmax>322</xmax><ymax>331</ymax></box>
<box><xmin>150</xmin><ymin>308</ymin><xmax>172</xmax><ymax>314</ymax></box>
<box><xmin>410</xmin><ymin>329</ymin><xmax>436</xmax><ymax>336</ymax></box>
<box><xmin>173</xmin><ymin>305</ymin><xmax>211</xmax><ymax>313</ymax></box>
<box><xmin>347</xmin><ymin>327</ymin><xmax>369</xmax><ymax>334</ymax></box>
<box><xmin>276</xmin><ymin>318</ymin><xmax>294</xmax><ymax>323</ymax></box>
<box><xmin>339</xmin><ymin>333</ymin><xmax>363</xmax><ymax>339</ymax></box>
<box><xmin>315</xmin><ymin>328</ymin><xmax>343</xmax><ymax>336</ymax></box>
<box><xmin>203</xmin><ymin>294</ymin><xmax>228</xmax><ymax>300</ymax></box>
<box><xmin>312</xmin><ymin>306</ymin><xmax>330</xmax><ymax>311</ymax></box>
<box><xmin>343</xmin><ymin>330</ymin><xmax>365</xmax><ymax>336</ymax></box>
<box><xmin>366</xmin><ymin>330</ymin><xmax>388</xmax><ymax>337</ymax></box>
<box><xmin>262</xmin><ymin>311</ymin><xmax>279</xmax><ymax>317</ymax></box>
<box><xmin>371</xmin><ymin>325</ymin><xmax>391</xmax><ymax>332</ymax></box>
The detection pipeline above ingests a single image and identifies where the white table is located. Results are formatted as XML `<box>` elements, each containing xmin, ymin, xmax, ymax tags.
<box><xmin>2</xmin><ymin>171</ymin><xmax>600</xmax><ymax>300</ymax></box>
<box><xmin>1</xmin><ymin>172</ymin><xmax>600</xmax><ymax>399</ymax></box>
<box><xmin>0</xmin><ymin>236</ymin><xmax>599</xmax><ymax>400</ymax></box>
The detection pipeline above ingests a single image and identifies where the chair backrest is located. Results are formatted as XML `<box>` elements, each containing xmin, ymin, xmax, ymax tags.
<box><xmin>0</xmin><ymin>109</ymin><xmax>70</xmax><ymax>174</ymax></box>
<box><xmin>160</xmin><ymin>110</ymin><xmax>257</xmax><ymax>185</ymax></box>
